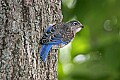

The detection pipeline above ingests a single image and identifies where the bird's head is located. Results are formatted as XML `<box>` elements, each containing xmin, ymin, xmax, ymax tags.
<box><xmin>67</xmin><ymin>20</ymin><xmax>84</xmax><ymax>33</ymax></box>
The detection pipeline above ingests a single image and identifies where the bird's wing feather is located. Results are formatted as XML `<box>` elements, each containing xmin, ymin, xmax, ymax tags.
<box><xmin>40</xmin><ymin>24</ymin><xmax>63</xmax><ymax>45</ymax></box>
<box><xmin>45</xmin><ymin>24</ymin><xmax>59</xmax><ymax>33</ymax></box>
<box><xmin>40</xmin><ymin>45</ymin><xmax>52</xmax><ymax>61</ymax></box>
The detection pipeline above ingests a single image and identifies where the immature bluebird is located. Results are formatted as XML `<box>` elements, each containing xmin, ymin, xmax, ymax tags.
<box><xmin>39</xmin><ymin>20</ymin><xmax>84</xmax><ymax>61</ymax></box>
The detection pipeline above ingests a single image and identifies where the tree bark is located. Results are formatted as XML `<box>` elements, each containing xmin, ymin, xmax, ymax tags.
<box><xmin>0</xmin><ymin>0</ymin><xmax>62</xmax><ymax>80</ymax></box>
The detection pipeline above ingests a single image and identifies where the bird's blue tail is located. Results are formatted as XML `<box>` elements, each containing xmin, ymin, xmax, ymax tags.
<box><xmin>40</xmin><ymin>45</ymin><xmax>52</xmax><ymax>61</ymax></box>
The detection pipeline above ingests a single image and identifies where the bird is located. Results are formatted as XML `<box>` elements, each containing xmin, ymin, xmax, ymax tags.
<box><xmin>39</xmin><ymin>20</ymin><xmax>84</xmax><ymax>61</ymax></box>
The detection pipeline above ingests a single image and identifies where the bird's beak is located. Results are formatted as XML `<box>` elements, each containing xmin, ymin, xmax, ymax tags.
<box><xmin>80</xmin><ymin>25</ymin><xmax>84</xmax><ymax>28</ymax></box>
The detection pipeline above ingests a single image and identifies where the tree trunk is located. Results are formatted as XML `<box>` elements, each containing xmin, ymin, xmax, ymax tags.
<box><xmin>0</xmin><ymin>0</ymin><xmax>62</xmax><ymax>80</ymax></box>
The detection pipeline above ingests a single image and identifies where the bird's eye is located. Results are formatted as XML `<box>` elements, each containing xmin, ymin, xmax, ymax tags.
<box><xmin>73</xmin><ymin>22</ymin><xmax>78</xmax><ymax>26</ymax></box>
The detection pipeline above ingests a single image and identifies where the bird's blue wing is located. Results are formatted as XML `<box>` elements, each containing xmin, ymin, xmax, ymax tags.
<box><xmin>40</xmin><ymin>24</ymin><xmax>64</xmax><ymax>45</ymax></box>
<box><xmin>40</xmin><ymin>33</ymin><xmax>64</xmax><ymax>45</ymax></box>
<box><xmin>45</xmin><ymin>24</ymin><xmax>57</xmax><ymax>33</ymax></box>
<box><xmin>40</xmin><ymin>44</ymin><xmax>52</xmax><ymax>61</ymax></box>
<box><xmin>45</xmin><ymin>25</ymin><xmax>53</xmax><ymax>33</ymax></box>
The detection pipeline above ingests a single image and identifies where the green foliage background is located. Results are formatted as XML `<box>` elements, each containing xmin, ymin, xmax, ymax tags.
<box><xmin>58</xmin><ymin>0</ymin><xmax>120</xmax><ymax>80</ymax></box>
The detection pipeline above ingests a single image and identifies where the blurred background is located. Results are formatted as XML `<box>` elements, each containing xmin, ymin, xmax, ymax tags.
<box><xmin>58</xmin><ymin>0</ymin><xmax>120</xmax><ymax>80</ymax></box>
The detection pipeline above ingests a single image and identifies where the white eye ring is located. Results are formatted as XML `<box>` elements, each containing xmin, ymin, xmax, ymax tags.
<box><xmin>73</xmin><ymin>22</ymin><xmax>78</xmax><ymax>26</ymax></box>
